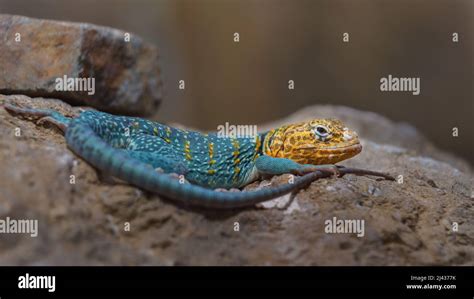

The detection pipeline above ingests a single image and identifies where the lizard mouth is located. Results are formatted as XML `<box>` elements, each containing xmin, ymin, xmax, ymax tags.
<box><xmin>327</xmin><ymin>143</ymin><xmax>362</xmax><ymax>156</ymax></box>
<box><xmin>304</xmin><ymin>143</ymin><xmax>361</xmax><ymax>154</ymax></box>
<box><xmin>297</xmin><ymin>142</ymin><xmax>362</xmax><ymax>153</ymax></box>
<box><xmin>295</xmin><ymin>142</ymin><xmax>362</xmax><ymax>164</ymax></box>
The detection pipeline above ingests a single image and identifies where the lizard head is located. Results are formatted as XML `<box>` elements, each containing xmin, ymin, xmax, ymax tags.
<box><xmin>263</xmin><ymin>119</ymin><xmax>362</xmax><ymax>165</ymax></box>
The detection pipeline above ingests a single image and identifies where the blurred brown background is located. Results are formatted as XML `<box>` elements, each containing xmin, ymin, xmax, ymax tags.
<box><xmin>0</xmin><ymin>0</ymin><xmax>472</xmax><ymax>164</ymax></box>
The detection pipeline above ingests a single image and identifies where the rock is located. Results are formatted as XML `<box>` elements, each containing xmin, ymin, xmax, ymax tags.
<box><xmin>0</xmin><ymin>14</ymin><xmax>162</xmax><ymax>116</ymax></box>
<box><xmin>0</xmin><ymin>94</ymin><xmax>472</xmax><ymax>265</ymax></box>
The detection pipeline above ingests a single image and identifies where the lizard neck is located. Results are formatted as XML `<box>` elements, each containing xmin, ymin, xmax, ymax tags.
<box><xmin>261</xmin><ymin>126</ymin><xmax>288</xmax><ymax>158</ymax></box>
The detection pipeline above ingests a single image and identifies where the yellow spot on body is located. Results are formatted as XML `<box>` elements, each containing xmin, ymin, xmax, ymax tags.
<box><xmin>253</xmin><ymin>136</ymin><xmax>261</xmax><ymax>160</ymax></box>
<box><xmin>207</xmin><ymin>142</ymin><xmax>216</xmax><ymax>172</ymax></box>
<box><xmin>184</xmin><ymin>140</ymin><xmax>192</xmax><ymax>160</ymax></box>
<box><xmin>164</xmin><ymin>138</ymin><xmax>171</xmax><ymax>144</ymax></box>
<box><xmin>231</xmin><ymin>139</ymin><xmax>241</xmax><ymax>170</ymax></box>
<box><xmin>153</xmin><ymin>127</ymin><xmax>159</xmax><ymax>135</ymax></box>
<box><xmin>208</xmin><ymin>142</ymin><xmax>214</xmax><ymax>159</ymax></box>
<box><xmin>231</xmin><ymin>138</ymin><xmax>240</xmax><ymax>149</ymax></box>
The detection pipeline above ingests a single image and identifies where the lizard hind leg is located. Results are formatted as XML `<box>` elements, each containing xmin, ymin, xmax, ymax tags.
<box><xmin>4</xmin><ymin>103</ymin><xmax>71</xmax><ymax>133</ymax></box>
<box><xmin>124</xmin><ymin>150</ymin><xmax>189</xmax><ymax>176</ymax></box>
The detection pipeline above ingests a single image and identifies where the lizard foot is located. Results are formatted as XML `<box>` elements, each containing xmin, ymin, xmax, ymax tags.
<box><xmin>295</xmin><ymin>164</ymin><xmax>340</xmax><ymax>177</ymax></box>
<box><xmin>168</xmin><ymin>172</ymin><xmax>189</xmax><ymax>184</ymax></box>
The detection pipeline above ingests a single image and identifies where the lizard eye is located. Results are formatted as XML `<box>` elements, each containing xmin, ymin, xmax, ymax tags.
<box><xmin>315</xmin><ymin>125</ymin><xmax>329</xmax><ymax>138</ymax></box>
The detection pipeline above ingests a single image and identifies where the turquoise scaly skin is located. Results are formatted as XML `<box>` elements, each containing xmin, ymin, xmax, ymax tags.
<box><xmin>3</xmin><ymin>104</ymin><xmax>393</xmax><ymax>208</ymax></box>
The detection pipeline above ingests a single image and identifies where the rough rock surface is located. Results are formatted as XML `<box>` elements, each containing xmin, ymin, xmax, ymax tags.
<box><xmin>0</xmin><ymin>14</ymin><xmax>162</xmax><ymax>115</ymax></box>
<box><xmin>0</xmin><ymin>94</ymin><xmax>472</xmax><ymax>266</ymax></box>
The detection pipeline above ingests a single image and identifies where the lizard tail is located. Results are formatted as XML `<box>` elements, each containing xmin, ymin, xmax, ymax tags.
<box><xmin>66</xmin><ymin>121</ymin><xmax>331</xmax><ymax>209</ymax></box>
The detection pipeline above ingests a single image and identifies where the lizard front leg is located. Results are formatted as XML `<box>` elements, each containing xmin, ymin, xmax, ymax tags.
<box><xmin>255</xmin><ymin>155</ymin><xmax>340</xmax><ymax>177</ymax></box>
<box><xmin>255</xmin><ymin>155</ymin><xmax>394</xmax><ymax>180</ymax></box>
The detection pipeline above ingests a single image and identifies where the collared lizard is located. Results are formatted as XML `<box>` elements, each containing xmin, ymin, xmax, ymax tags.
<box><xmin>3</xmin><ymin>103</ymin><xmax>394</xmax><ymax>208</ymax></box>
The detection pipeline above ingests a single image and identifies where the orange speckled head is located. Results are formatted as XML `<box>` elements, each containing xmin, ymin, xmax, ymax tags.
<box><xmin>263</xmin><ymin>119</ymin><xmax>362</xmax><ymax>165</ymax></box>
